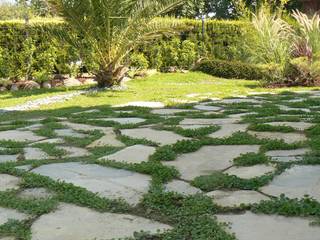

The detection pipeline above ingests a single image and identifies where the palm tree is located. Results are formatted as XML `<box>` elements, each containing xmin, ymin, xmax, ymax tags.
<box><xmin>50</xmin><ymin>0</ymin><xmax>185</xmax><ymax>87</ymax></box>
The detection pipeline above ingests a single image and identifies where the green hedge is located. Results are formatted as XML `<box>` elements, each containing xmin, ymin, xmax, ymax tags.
<box><xmin>195</xmin><ymin>59</ymin><xmax>266</xmax><ymax>80</ymax></box>
<box><xmin>0</xmin><ymin>18</ymin><xmax>252</xmax><ymax>80</ymax></box>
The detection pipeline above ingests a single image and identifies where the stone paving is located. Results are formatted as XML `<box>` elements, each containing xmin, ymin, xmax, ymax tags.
<box><xmin>0</xmin><ymin>91</ymin><xmax>320</xmax><ymax>239</ymax></box>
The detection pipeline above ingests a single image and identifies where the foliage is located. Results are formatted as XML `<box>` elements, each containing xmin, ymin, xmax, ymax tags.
<box><xmin>195</xmin><ymin>59</ymin><xmax>266</xmax><ymax>80</ymax></box>
<box><xmin>130</xmin><ymin>53</ymin><xmax>149</xmax><ymax>70</ymax></box>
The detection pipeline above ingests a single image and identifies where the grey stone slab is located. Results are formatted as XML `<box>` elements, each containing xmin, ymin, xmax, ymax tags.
<box><xmin>120</xmin><ymin>128</ymin><xmax>189</xmax><ymax>146</ymax></box>
<box><xmin>164</xmin><ymin>145</ymin><xmax>260</xmax><ymax>180</ymax></box>
<box><xmin>31</xmin><ymin>162</ymin><xmax>151</xmax><ymax>205</ymax></box>
<box><xmin>278</xmin><ymin>105</ymin><xmax>311</xmax><ymax>113</ymax></box>
<box><xmin>87</xmin><ymin>129</ymin><xmax>125</xmax><ymax>148</ymax></box>
<box><xmin>0</xmin><ymin>130</ymin><xmax>46</xmax><ymax>142</ymax></box>
<box><xmin>218</xmin><ymin>98</ymin><xmax>261</xmax><ymax>104</ymax></box>
<box><xmin>209</xmin><ymin>124</ymin><xmax>249</xmax><ymax>138</ymax></box>
<box><xmin>56</xmin><ymin>146</ymin><xmax>90</xmax><ymax>158</ymax></box>
<box><xmin>31</xmin><ymin>203</ymin><xmax>171</xmax><ymax>240</ymax></box>
<box><xmin>100</xmin><ymin>145</ymin><xmax>156</xmax><ymax>164</ymax></box>
<box><xmin>260</xmin><ymin>165</ymin><xmax>320</xmax><ymax>201</ymax></box>
<box><xmin>194</xmin><ymin>104</ymin><xmax>222</xmax><ymax>111</ymax></box>
<box><xmin>224</xmin><ymin>165</ymin><xmax>275</xmax><ymax>179</ymax></box>
<box><xmin>24</xmin><ymin>148</ymin><xmax>52</xmax><ymax>160</ymax></box>
<box><xmin>15</xmin><ymin>165</ymin><xmax>32</xmax><ymax>171</ymax></box>
<box><xmin>179</xmin><ymin>124</ymin><xmax>210</xmax><ymax>130</ymax></box>
<box><xmin>265</xmin><ymin>122</ymin><xmax>314</xmax><ymax>131</ymax></box>
<box><xmin>248</xmin><ymin>131</ymin><xmax>307</xmax><ymax>144</ymax></box>
<box><xmin>60</xmin><ymin>121</ymin><xmax>108</xmax><ymax>132</ymax></box>
<box><xmin>151</xmin><ymin>109</ymin><xmax>196</xmax><ymax>115</ymax></box>
<box><xmin>216</xmin><ymin>212</ymin><xmax>320</xmax><ymax>240</ymax></box>
<box><xmin>72</xmin><ymin>109</ymin><xmax>100</xmax><ymax>115</ymax></box>
<box><xmin>180</xmin><ymin>118</ymin><xmax>236</xmax><ymax>126</ymax></box>
<box><xmin>266</xmin><ymin>148</ymin><xmax>310</xmax><ymax>162</ymax></box>
<box><xmin>116</xmin><ymin>101</ymin><xmax>165</xmax><ymax>108</ymax></box>
<box><xmin>97</xmin><ymin>118</ymin><xmax>146</xmax><ymax>125</ymax></box>
<box><xmin>207</xmin><ymin>190</ymin><xmax>269</xmax><ymax>207</ymax></box>
<box><xmin>29</xmin><ymin>138</ymin><xmax>65</xmax><ymax>145</ymax></box>
<box><xmin>18</xmin><ymin>188</ymin><xmax>55</xmax><ymax>200</ymax></box>
<box><xmin>0</xmin><ymin>207</ymin><xmax>29</xmax><ymax>225</ymax></box>
<box><xmin>164</xmin><ymin>180</ymin><xmax>202</xmax><ymax>195</ymax></box>
<box><xmin>54</xmin><ymin>129</ymin><xmax>87</xmax><ymax>138</ymax></box>
<box><xmin>18</xmin><ymin>123</ymin><xmax>43</xmax><ymax>131</ymax></box>
<box><xmin>0</xmin><ymin>174</ymin><xmax>20</xmax><ymax>191</ymax></box>
<box><xmin>0</xmin><ymin>155</ymin><xmax>19</xmax><ymax>163</ymax></box>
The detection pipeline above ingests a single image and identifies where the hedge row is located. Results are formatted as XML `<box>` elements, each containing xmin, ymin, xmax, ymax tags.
<box><xmin>0</xmin><ymin>18</ymin><xmax>252</xmax><ymax>80</ymax></box>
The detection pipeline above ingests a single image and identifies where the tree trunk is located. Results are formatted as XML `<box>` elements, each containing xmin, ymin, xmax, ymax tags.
<box><xmin>95</xmin><ymin>66</ymin><xmax>128</xmax><ymax>88</ymax></box>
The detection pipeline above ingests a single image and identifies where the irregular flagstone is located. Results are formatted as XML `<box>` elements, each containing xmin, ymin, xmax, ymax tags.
<box><xmin>180</xmin><ymin>124</ymin><xmax>211</xmax><ymax>130</ymax></box>
<box><xmin>87</xmin><ymin>129</ymin><xmax>125</xmax><ymax>148</ymax></box>
<box><xmin>0</xmin><ymin>207</ymin><xmax>29</xmax><ymax>225</ymax></box>
<box><xmin>24</xmin><ymin>148</ymin><xmax>52</xmax><ymax>160</ymax></box>
<box><xmin>54</xmin><ymin>129</ymin><xmax>87</xmax><ymax>138</ymax></box>
<box><xmin>278</xmin><ymin>105</ymin><xmax>311</xmax><ymax>113</ymax></box>
<box><xmin>0</xmin><ymin>130</ymin><xmax>46</xmax><ymax>142</ymax></box>
<box><xmin>15</xmin><ymin>165</ymin><xmax>32</xmax><ymax>171</ymax></box>
<box><xmin>260</xmin><ymin>165</ymin><xmax>320</xmax><ymax>201</ymax></box>
<box><xmin>0</xmin><ymin>237</ymin><xmax>15</xmax><ymax>240</ymax></box>
<box><xmin>180</xmin><ymin>118</ymin><xmax>236</xmax><ymax>126</ymax></box>
<box><xmin>164</xmin><ymin>145</ymin><xmax>260</xmax><ymax>181</ymax></box>
<box><xmin>164</xmin><ymin>180</ymin><xmax>202</xmax><ymax>195</ymax></box>
<box><xmin>224</xmin><ymin>165</ymin><xmax>275</xmax><ymax>179</ymax></box>
<box><xmin>29</xmin><ymin>138</ymin><xmax>65</xmax><ymax>145</ymax></box>
<box><xmin>31</xmin><ymin>203</ymin><xmax>171</xmax><ymax>240</ymax></box>
<box><xmin>218</xmin><ymin>98</ymin><xmax>261</xmax><ymax>104</ymax></box>
<box><xmin>18</xmin><ymin>123</ymin><xmax>43</xmax><ymax>131</ymax></box>
<box><xmin>18</xmin><ymin>188</ymin><xmax>55</xmax><ymax>200</ymax></box>
<box><xmin>193</xmin><ymin>104</ymin><xmax>222</xmax><ymax>111</ymax></box>
<box><xmin>265</xmin><ymin>121</ymin><xmax>314</xmax><ymax>131</ymax></box>
<box><xmin>116</xmin><ymin>101</ymin><xmax>165</xmax><ymax>108</ymax></box>
<box><xmin>100</xmin><ymin>145</ymin><xmax>156</xmax><ymax>164</ymax></box>
<box><xmin>56</xmin><ymin>146</ymin><xmax>90</xmax><ymax>158</ymax></box>
<box><xmin>248</xmin><ymin>131</ymin><xmax>307</xmax><ymax>144</ymax></box>
<box><xmin>0</xmin><ymin>174</ymin><xmax>20</xmax><ymax>191</ymax></box>
<box><xmin>96</xmin><ymin>117</ymin><xmax>146</xmax><ymax>125</ymax></box>
<box><xmin>216</xmin><ymin>212</ymin><xmax>320</xmax><ymax>240</ymax></box>
<box><xmin>60</xmin><ymin>121</ymin><xmax>107</xmax><ymax>132</ymax></box>
<box><xmin>207</xmin><ymin>190</ymin><xmax>269</xmax><ymax>207</ymax></box>
<box><xmin>209</xmin><ymin>124</ymin><xmax>249</xmax><ymax>138</ymax></box>
<box><xmin>0</xmin><ymin>155</ymin><xmax>19</xmax><ymax>163</ymax></box>
<box><xmin>72</xmin><ymin>109</ymin><xmax>100</xmax><ymax>115</ymax></box>
<box><xmin>31</xmin><ymin>162</ymin><xmax>151</xmax><ymax>205</ymax></box>
<box><xmin>266</xmin><ymin>148</ymin><xmax>310</xmax><ymax>162</ymax></box>
<box><xmin>120</xmin><ymin>128</ymin><xmax>189</xmax><ymax>146</ymax></box>
<box><xmin>151</xmin><ymin>109</ymin><xmax>196</xmax><ymax>115</ymax></box>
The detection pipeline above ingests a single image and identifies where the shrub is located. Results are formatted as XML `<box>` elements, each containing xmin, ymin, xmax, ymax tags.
<box><xmin>130</xmin><ymin>53</ymin><xmax>149</xmax><ymax>70</ymax></box>
<box><xmin>195</xmin><ymin>59</ymin><xmax>266</xmax><ymax>80</ymax></box>
<box><xmin>179</xmin><ymin>40</ymin><xmax>197</xmax><ymax>69</ymax></box>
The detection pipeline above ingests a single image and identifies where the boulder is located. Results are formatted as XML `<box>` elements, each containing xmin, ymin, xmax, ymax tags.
<box><xmin>63</xmin><ymin>78</ymin><xmax>82</xmax><ymax>87</ymax></box>
<box><xmin>10</xmin><ymin>84</ymin><xmax>19</xmax><ymax>91</ymax></box>
<box><xmin>42</xmin><ymin>81</ymin><xmax>52</xmax><ymax>89</ymax></box>
<box><xmin>0</xmin><ymin>86</ymin><xmax>7</xmax><ymax>92</ymax></box>
<box><xmin>23</xmin><ymin>81</ymin><xmax>41</xmax><ymax>90</ymax></box>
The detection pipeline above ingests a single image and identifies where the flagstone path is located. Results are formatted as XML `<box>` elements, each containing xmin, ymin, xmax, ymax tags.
<box><xmin>0</xmin><ymin>91</ymin><xmax>320</xmax><ymax>239</ymax></box>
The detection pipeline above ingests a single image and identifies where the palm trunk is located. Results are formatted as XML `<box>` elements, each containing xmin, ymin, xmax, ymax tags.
<box><xmin>95</xmin><ymin>66</ymin><xmax>128</xmax><ymax>88</ymax></box>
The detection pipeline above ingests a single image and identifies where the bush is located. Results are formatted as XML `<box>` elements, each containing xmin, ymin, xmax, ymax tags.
<box><xmin>195</xmin><ymin>59</ymin><xmax>266</xmax><ymax>80</ymax></box>
<box><xmin>130</xmin><ymin>53</ymin><xmax>149</xmax><ymax>70</ymax></box>
<box><xmin>179</xmin><ymin>40</ymin><xmax>197</xmax><ymax>69</ymax></box>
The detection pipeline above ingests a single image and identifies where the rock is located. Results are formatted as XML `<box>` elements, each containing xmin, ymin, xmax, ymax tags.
<box><xmin>265</xmin><ymin>122</ymin><xmax>314</xmax><ymax>131</ymax></box>
<box><xmin>54</xmin><ymin>129</ymin><xmax>87</xmax><ymax>138</ymax></box>
<box><xmin>180</xmin><ymin>118</ymin><xmax>236</xmax><ymax>126</ymax></box>
<box><xmin>63</xmin><ymin>78</ymin><xmax>82</xmax><ymax>87</ymax></box>
<box><xmin>97</xmin><ymin>117</ymin><xmax>146</xmax><ymax>125</ymax></box>
<box><xmin>224</xmin><ymin>165</ymin><xmax>275</xmax><ymax>179</ymax></box>
<box><xmin>60</xmin><ymin>121</ymin><xmax>107</xmax><ymax>132</ymax></box>
<box><xmin>216</xmin><ymin>212</ymin><xmax>320</xmax><ymax>240</ymax></box>
<box><xmin>0</xmin><ymin>130</ymin><xmax>46</xmax><ymax>142</ymax></box>
<box><xmin>0</xmin><ymin>174</ymin><xmax>20</xmax><ymax>191</ymax></box>
<box><xmin>218</xmin><ymin>98</ymin><xmax>261</xmax><ymax>104</ymax></box>
<box><xmin>260</xmin><ymin>165</ymin><xmax>320</xmax><ymax>201</ymax></box>
<box><xmin>72</xmin><ymin>109</ymin><xmax>100</xmax><ymax>115</ymax></box>
<box><xmin>31</xmin><ymin>162</ymin><xmax>151</xmax><ymax>205</ymax></box>
<box><xmin>31</xmin><ymin>203</ymin><xmax>171</xmax><ymax>240</ymax></box>
<box><xmin>165</xmin><ymin>180</ymin><xmax>202</xmax><ymax>195</ymax></box>
<box><xmin>120</xmin><ymin>128</ymin><xmax>189</xmax><ymax>146</ymax></box>
<box><xmin>209</xmin><ymin>124</ymin><xmax>249</xmax><ymax>138</ymax></box>
<box><xmin>0</xmin><ymin>207</ymin><xmax>29</xmax><ymax>225</ymax></box>
<box><xmin>266</xmin><ymin>148</ymin><xmax>310</xmax><ymax>162</ymax></box>
<box><xmin>116</xmin><ymin>101</ymin><xmax>165</xmax><ymax>108</ymax></box>
<box><xmin>18</xmin><ymin>188</ymin><xmax>55</xmax><ymax>200</ymax></box>
<box><xmin>0</xmin><ymin>155</ymin><xmax>19</xmax><ymax>163</ymax></box>
<box><xmin>248</xmin><ymin>131</ymin><xmax>307</xmax><ymax>144</ymax></box>
<box><xmin>207</xmin><ymin>190</ymin><xmax>269</xmax><ymax>207</ymax></box>
<box><xmin>194</xmin><ymin>104</ymin><xmax>222</xmax><ymax>111</ymax></box>
<box><xmin>10</xmin><ymin>84</ymin><xmax>19</xmax><ymax>91</ymax></box>
<box><xmin>24</xmin><ymin>148</ymin><xmax>52</xmax><ymax>161</ymax></box>
<box><xmin>278</xmin><ymin>105</ymin><xmax>311</xmax><ymax>113</ymax></box>
<box><xmin>100</xmin><ymin>145</ymin><xmax>156</xmax><ymax>164</ymax></box>
<box><xmin>15</xmin><ymin>165</ymin><xmax>32</xmax><ymax>171</ymax></box>
<box><xmin>0</xmin><ymin>86</ymin><xmax>7</xmax><ymax>92</ymax></box>
<box><xmin>151</xmin><ymin>109</ymin><xmax>196</xmax><ymax>115</ymax></box>
<box><xmin>87</xmin><ymin>129</ymin><xmax>125</xmax><ymax>148</ymax></box>
<box><xmin>23</xmin><ymin>81</ymin><xmax>40</xmax><ymax>90</ymax></box>
<box><xmin>42</xmin><ymin>81</ymin><xmax>52</xmax><ymax>89</ymax></box>
<box><xmin>29</xmin><ymin>138</ymin><xmax>65</xmax><ymax>145</ymax></box>
<box><xmin>56</xmin><ymin>146</ymin><xmax>90</xmax><ymax>158</ymax></box>
<box><xmin>180</xmin><ymin>124</ymin><xmax>211</xmax><ymax>130</ymax></box>
<box><xmin>164</xmin><ymin>145</ymin><xmax>260</xmax><ymax>181</ymax></box>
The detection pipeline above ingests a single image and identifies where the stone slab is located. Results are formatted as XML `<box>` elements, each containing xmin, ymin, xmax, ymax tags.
<box><xmin>266</xmin><ymin>148</ymin><xmax>310</xmax><ymax>162</ymax></box>
<box><xmin>97</xmin><ymin>118</ymin><xmax>146</xmax><ymax>125</ymax></box>
<box><xmin>32</xmin><ymin>162</ymin><xmax>151</xmax><ymax>205</ymax></box>
<box><xmin>24</xmin><ymin>148</ymin><xmax>52</xmax><ymax>160</ymax></box>
<box><xmin>194</xmin><ymin>104</ymin><xmax>222</xmax><ymax>111</ymax></box>
<box><xmin>31</xmin><ymin>203</ymin><xmax>171</xmax><ymax>240</ymax></box>
<box><xmin>0</xmin><ymin>130</ymin><xmax>45</xmax><ymax>142</ymax></box>
<box><xmin>18</xmin><ymin>188</ymin><xmax>54</xmax><ymax>200</ymax></box>
<box><xmin>207</xmin><ymin>190</ymin><xmax>269</xmax><ymax>207</ymax></box>
<box><xmin>260</xmin><ymin>165</ymin><xmax>320</xmax><ymax>201</ymax></box>
<box><xmin>209</xmin><ymin>124</ymin><xmax>249</xmax><ymax>138</ymax></box>
<box><xmin>0</xmin><ymin>155</ymin><xmax>19</xmax><ymax>163</ymax></box>
<box><xmin>0</xmin><ymin>207</ymin><xmax>29</xmax><ymax>225</ymax></box>
<box><xmin>0</xmin><ymin>174</ymin><xmax>20</xmax><ymax>191</ymax></box>
<box><xmin>120</xmin><ymin>128</ymin><xmax>188</xmax><ymax>146</ymax></box>
<box><xmin>151</xmin><ymin>109</ymin><xmax>196</xmax><ymax>115</ymax></box>
<box><xmin>87</xmin><ymin>129</ymin><xmax>125</xmax><ymax>148</ymax></box>
<box><xmin>180</xmin><ymin>118</ymin><xmax>237</xmax><ymax>126</ymax></box>
<box><xmin>265</xmin><ymin>122</ymin><xmax>314</xmax><ymax>131</ymax></box>
<box><xmin>54</xmin><ymin>129</ymin><xmax>87</xmax><ymax>138</ymax></box>
<box><xmin>56</xmin><ymin>146</ymin><xmax>90</xmax><ymax>158</ymax></box>
<box><xmin>164</xmin><ymin>145</ymin><xmax>260</xmax><ymax>180</ymax></box>
<box><xmin>224</xmin><ymin>165</ymin><xmax>275</xmax><ymax>179</ymax></box>
<box><xmin>248</xmin><ymin>131</ymin><xmax>307</xmax><ymax>144</ymax></box>
<box><xmin>216</xmin><ymin>212</ymin><xmax>320</xmax><ymax>240</ymax></box>
<box><xmin>100</xmin><ymin>145</ymin><xmax>156</xmax><ymax>164</ymax></box>
<box><xmin>116</xmin><ymin>101</ymin><xmax>165</xmax><ymax>108</ymax></box>
<box><xmin>164</xmin><ymin>180</ymin><xmax>202</xmax><ymax>195</ymax></box>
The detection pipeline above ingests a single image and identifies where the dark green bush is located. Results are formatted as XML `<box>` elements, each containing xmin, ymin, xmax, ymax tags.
<box><xmin>195</xmin><ymin>59</ymin><xmax>266</xmax><ymax>80</ymax></box>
